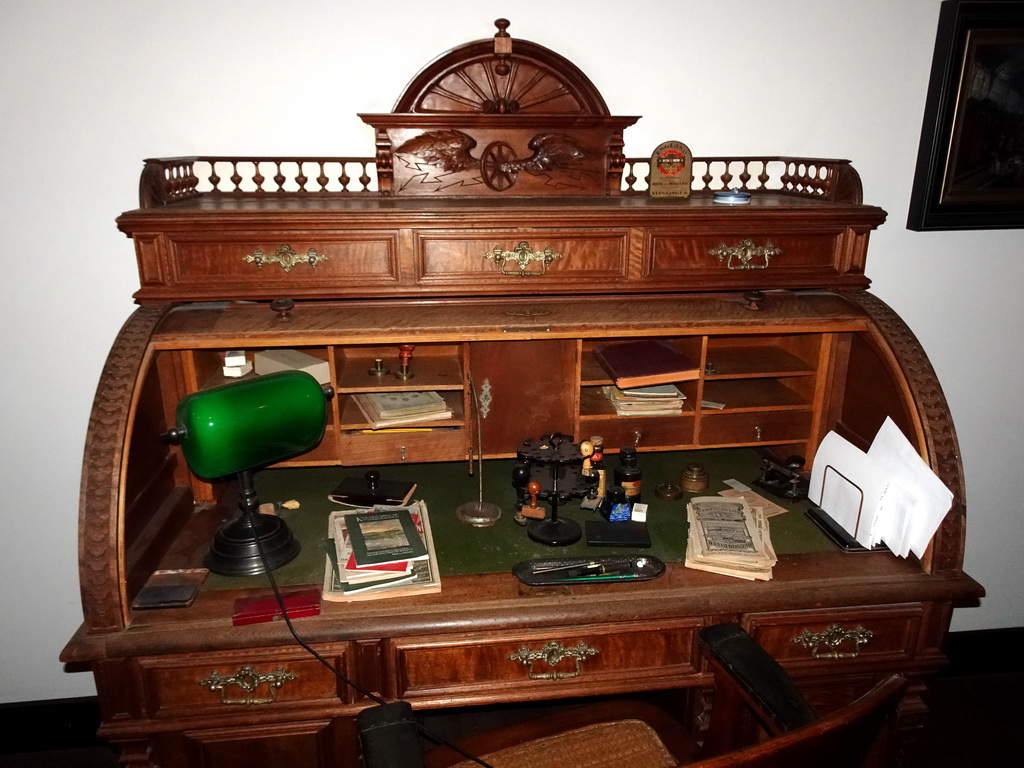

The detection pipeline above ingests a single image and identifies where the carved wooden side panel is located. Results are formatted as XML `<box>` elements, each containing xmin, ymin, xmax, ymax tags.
<box><xmin>848</xmin><ymin>292</ymin><xmax>966</xmax><ymax>574</ymax></box>
<box><xmin>77</xmin><ymin>304</ymin><xmax>169</xmax><ymax>633</ymax></box>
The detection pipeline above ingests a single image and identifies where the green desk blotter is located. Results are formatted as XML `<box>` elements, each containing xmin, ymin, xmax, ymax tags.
<box><xmin>203</xmin><ymin>449</ymin><xmax>831</xmax><ymax>591</ymax></box>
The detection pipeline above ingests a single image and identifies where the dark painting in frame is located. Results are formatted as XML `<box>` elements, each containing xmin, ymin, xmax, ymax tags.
<box><xmin>908</xmin><ymin>0</ymin><xmax>1024</xmax><ymax>230</ymax></box>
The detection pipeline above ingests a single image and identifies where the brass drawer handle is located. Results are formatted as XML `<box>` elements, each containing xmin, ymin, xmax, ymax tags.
<box><xmin>198</xmin><ymin>665</ymin><xmax>297</xmax><ymax>705</ymax></box>
<box><xmin>709</xmin><ymin>239</ymin><xmax>781</xmax><ymax>270</ymax></box>
<box><xmin>508</xmin><ymin>641</ymin><xmax>599</xmax><ymax>680</ymax></box>
<box><xmin>792</xmin><ymin>625</ymin><xmax>874</xmax><ymax>659</ymax></box>
<box><xmin>244</xmin><ymin>245</ymin><xmax>329</xmax><ymax>271</ymax></box>
<box><xmin>484</xmin><ymin>241</ymin><xmax>562</xmax><ymax>276</ymax></box>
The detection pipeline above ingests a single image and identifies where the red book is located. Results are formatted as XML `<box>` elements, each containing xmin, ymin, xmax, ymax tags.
<box><xmin>593</xmin><ymin>339</ymin><xmax>700</xmax><ymax>388</ymax></box>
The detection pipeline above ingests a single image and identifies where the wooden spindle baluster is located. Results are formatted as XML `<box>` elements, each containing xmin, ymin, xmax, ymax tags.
<box><xmin>623</xmin><ymin>160</ymin><xmax>636</xmax><ymax>192</ymax></box>
<box><xmin>253</xmin><ymin>160</ymin><xmax>265</xmax><ymax>192</ymax></box>
<box><xmin>821</xmin><ymin>165</ymin><xmax>833</xmax><ymax>197</ymax></box>
<box><xmin>738</xmin><ymin>160</ymin><xmax>751</xmax><ymax>190</ymax></box>
<box><xmin>781</xmin><ymin>162</ymin><xmax>794</xmax><ymax>194</ymax></box>
<box><xmin>702</xmin><ymin>162</ymin><xmax>713</xmax><ymax>189</ymax></box>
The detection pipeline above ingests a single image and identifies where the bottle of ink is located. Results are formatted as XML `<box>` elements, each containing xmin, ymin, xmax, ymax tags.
<box><xmin>614</xmin><ymin>445</ymin><xmax>643</xmax><ymax>503</ymax></box>
<box><xmin>601</xmin><ymin>485</ymin><xmax>632</xmax><ymax>521</ymax></box>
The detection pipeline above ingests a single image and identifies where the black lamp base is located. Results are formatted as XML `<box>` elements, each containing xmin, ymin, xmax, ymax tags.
<box><xmin>206</xmin><ymin>511</ymin><xmax>301</xmax><ymax>576</ymax></box>
<box><xmin>206</xmin><ymin>470</ymin><xmax>301</xmax><ymax>576</ymax></box>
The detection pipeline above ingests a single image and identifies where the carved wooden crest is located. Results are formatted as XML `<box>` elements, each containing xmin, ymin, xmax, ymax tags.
<box><xmin>361</xmin><ymin>19</ymin><xmax>638</xmax><ymax>196</ymax></box>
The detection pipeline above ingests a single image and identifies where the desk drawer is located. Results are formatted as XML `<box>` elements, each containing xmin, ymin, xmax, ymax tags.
<box><xmin>743</xmin><ymin>605</ymin><xmax>923</xmax><ymax>674</ymax></box>
<box><xmin>389</xmin><ymin>620</ymin><xmax>702</xmax><ymax>704</ymax></box>
<box><xmin>415</xmin><ymin>229</ymin><xmax>629</xmax><ymax>290</ymax></box>
<box><xmin>645</xmin><ymin>229</ymin><xmax>841</xmax><ymax>281</ymax></box>
<box><xmin>160</xmin><ymin>231</ymin><xmax>401</xmax><ymax>291</ymax></box>
<box><xmin>698</xmin><ymin>409</ymin><xmax>812</xmax><ymax>445</ymax></box>
<box><xmin>337</xmin><ymin>428</ymin><xmax>467</xmax><ymax>465</ymax></box>
<box><xmin>139</xmin><ymin>645</ymin><xmax>350</xmax><ymax>718</ymax></box>
<box><xmin>580</xmin><ymin>415</ymin><xmax>695</xmax><ymax>450</ymax></box>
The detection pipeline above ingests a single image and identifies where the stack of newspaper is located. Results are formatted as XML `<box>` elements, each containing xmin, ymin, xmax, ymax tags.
<box><xmin>602</xmin><ymin>384</ymin><xmax>685</xmax><ymax>416</ymax></box>
<box><xmin>322</xmin><ymin>501</ymin><xmax>440</xmax><ymax>601</ymax></box>
<box><xmin>685</xmin><ymin>496</ymin><xmax>777</xmax><ymax>581</ymax></box>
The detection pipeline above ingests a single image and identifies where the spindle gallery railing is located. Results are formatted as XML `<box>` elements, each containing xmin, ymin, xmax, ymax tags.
<box><xmin>138</xmin><ymin>155</ymin><xmax>862</xmax><ymax>207</ymax></box>
<box><xmin>139</xmin><ymin>156</ymin><xmax>378</xmax><ymax>207</ymax></box>
<box><xmin>621</xmin><ymin>156</ymin><xmax>862</xmax><ymax>203</ymax></box>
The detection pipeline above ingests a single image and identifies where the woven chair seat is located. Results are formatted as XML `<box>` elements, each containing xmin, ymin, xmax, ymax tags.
<box><xmin>451</xmin><ymin>719</ymin><xmax>677</xmax><ymax>768</ymax></box>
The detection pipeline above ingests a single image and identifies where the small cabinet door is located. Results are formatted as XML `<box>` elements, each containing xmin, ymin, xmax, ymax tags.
<box><xmin>469</xmin><ymin>339</ymin><xmax>578</xmax><ymax>455</ymax></box>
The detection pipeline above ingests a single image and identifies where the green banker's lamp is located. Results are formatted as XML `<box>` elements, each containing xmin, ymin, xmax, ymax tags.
<box><xmin>163</xmin><ymin>370</ymin><xmax>332</xmax><ymax>576</ymax></box>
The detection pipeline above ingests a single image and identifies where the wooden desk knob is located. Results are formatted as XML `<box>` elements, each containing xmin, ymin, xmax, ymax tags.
<box><xmin>743</xmin><ymin>290</ymin><xmax>765</xmax><ymax>311</ymax></box>
<box><xmin>270</xmin><ymin>298</ymin><xmax>294</xmax><ymax>319</ymax></box>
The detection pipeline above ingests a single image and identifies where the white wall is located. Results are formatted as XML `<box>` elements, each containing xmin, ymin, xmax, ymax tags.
<box><xmin>2</xmin><ymin>0</ymin><xmax>1021</xmax><ymax>704</ymax></box>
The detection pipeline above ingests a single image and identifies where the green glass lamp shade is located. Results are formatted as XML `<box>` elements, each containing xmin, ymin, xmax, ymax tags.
<box><xmin>173</xmin><ymin>370</ymin><xmax>327</xmax><ymax>479</ymax></box>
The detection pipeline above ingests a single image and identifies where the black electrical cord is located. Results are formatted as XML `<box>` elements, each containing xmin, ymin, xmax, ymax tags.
<box><xmin>249</xmin><ymin>507</ymin><xmax>495</xmax><ymax>768</ymax></box>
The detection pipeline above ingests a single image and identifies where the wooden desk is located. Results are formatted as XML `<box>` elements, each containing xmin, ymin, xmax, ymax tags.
<box><xmin>63</xmin><ymin>20</ymin><xmax>981</xmax><ymax>767</ymax></box>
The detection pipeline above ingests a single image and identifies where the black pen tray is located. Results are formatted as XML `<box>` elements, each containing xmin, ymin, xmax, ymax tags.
<box><xmin>513</xmin><ymin>555</ymin><xmax>666</xmax><ymax>586</ymax></box>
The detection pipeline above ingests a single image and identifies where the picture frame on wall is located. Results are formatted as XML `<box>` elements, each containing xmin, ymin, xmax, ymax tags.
<box><xmin>907</xmin><ymin>0</ymin><xmax>1024</xmax><ymax>231</ymax></box>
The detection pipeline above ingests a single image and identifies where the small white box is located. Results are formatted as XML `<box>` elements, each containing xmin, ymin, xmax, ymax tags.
<box><xmin>630</xmin><ymin>502</ymin><xmax>648</xmax><ymax>523</ymax></box>
<box><xmin>223</xmin><ymin>361</ymin><xmax>253</xmax><ymax>378</ymax></box>
<box><xmin>224</xmin><ymin>349</ymin><xmax>247</xmax><ymax>367</ymax></box>
<box><xmin>254</xmin><ymin>349</ymin><xmax>330</xmax><ymax>385</ymax></box>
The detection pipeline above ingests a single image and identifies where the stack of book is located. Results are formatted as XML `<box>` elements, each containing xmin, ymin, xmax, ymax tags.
<box><xmin>352</xmin><ymin>391</ymin><xmax>453</xmax><ymax>429</ymax></box>
<box><xmin>593</xmin><ymin>339</ymin><xmax>700</xmax><ymax>388</ymax></box>
<box><xmin>323</xmin><ymin>501</ymin><xmax>440</xmax><ymax>601</ymax></box>
<box><xmin>685</xmin><ymin>496</ymin><xmax>777</xmax><ymax>581</ymax></box>
<box><xmin>352</xmin><ymin>391</ymin><xmax>452</xmax><ymax>434</ymax></box>
<box><xmin>602</xmin><ymin>383</ymin><xmax>685</xmax><ymax>416</ymax></box>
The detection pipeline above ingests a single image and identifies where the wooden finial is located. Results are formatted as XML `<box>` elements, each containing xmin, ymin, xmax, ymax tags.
<box><xmin>493</xmin><ymin>18</ymin><xmax>512</xmax><ymax>60</ymax></box>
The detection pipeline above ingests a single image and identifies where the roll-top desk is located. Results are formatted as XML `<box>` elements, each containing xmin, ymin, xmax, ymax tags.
<box><xmin>62</xmin><ymin>21</ymin><xmax>982</xmax><ymax>767</ymax></box>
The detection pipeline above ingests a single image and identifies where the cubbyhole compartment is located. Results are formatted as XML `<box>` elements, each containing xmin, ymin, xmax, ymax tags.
<box><xmin>704</xmin><ymin>334</ymin><xmax>821</xmax><ymax>378</ymax></box>
<box><xmin>185</xmin><ymin>346</ymin><xmax>332</xmax><ymax>391</ymax></box>
<box><xmin>701</xmin><ymin>376</ymin><xmax>815</xmax><ymax>412</ymax></box>
<box><xmin>579</xmin><ymin>336</ymin><xmax>705</xmax><ymax>386</ymax></box>
<box><xmin>339</xmin><ymin>390</ymin><xmax>466</xmax><ymax>430</ymax></box>
<box><xmin>334</xmin><ymin>343</ymin><xmax>464</xmax><ymax>392</ymax></box>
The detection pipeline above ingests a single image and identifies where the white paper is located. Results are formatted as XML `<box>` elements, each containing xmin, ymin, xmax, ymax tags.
<box><xmin>809</xmin><ymin>421</ymin><xmax>952</xmax><ymax>557</ymax></box>
<box><xmin>867</xmin><ymin>417</ymin><xmax>952</xmax><ymax>558</ymax></box>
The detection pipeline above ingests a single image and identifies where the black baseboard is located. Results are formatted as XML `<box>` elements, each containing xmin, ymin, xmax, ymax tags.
<box><xmin>0</xmin><ymin>697</ymin><xmax>109</xmax><ymax>755</ymax></box>
<box><xmin>941</xmin><ymin>626</ymin><xmax>1024</xmax><ymax>678</ymax></box>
